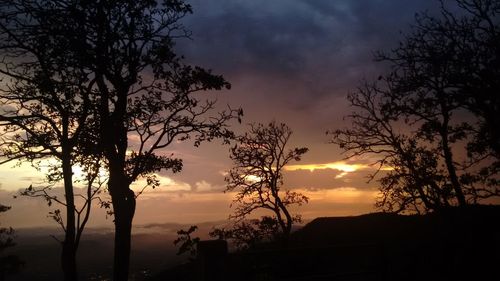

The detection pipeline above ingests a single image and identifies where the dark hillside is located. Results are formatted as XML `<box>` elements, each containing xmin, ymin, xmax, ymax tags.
<box><xmin>286</xmin><ymin>205</ymin><xmax>500</xmax><ymax>281</ymax></box>
<box><xmin>292</xmin><ymin>205</ymin><xmax>500</xmax><ymax>246</ymax></box>
<box><xmin>153</xmin><ymin>205</ymin><xmax>500</xmax><ymax>281</ymax></box>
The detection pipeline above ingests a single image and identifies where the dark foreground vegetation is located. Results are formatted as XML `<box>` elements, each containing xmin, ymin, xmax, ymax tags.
<box><xmin>154</xmin><ymin>205</ymin><xmax>500</xmax><ymax>281</ymax></box>
<box><xmin>1</xmin><ymin>0</ymin><xmax>499</xmax><ymax>280</ymax></box>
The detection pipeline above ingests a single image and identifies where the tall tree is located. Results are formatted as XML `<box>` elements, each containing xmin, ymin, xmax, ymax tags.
<box><xmin>1</xmin><ymin>1</ymin><xmax>241</xmax><ymax>280</ymax></box>
<box><xmin>17</xmin><ymin>1</ymin><xmax>239</xmax><ymax>280</ymax></box>
<box><xmin>376</xmin><ymin>0</ymin><xmax>500</xmax><ymax>202</ymax></box>
<box><xmin>331</xmin><ymin>83</ymin><xmax>459</xmax><ymax>213</ymax></box>
<box><xmin>437</xmin><ymin>0</ymin><xmax>500</xmax><ymax>158</ymax></box>
<box><xmin>0</xmin><ymin>2</ymin><xmax>105</xmax><ymax>279</ymax></box>
<box><xmin>331</xmin><ymin>0</ymin><xmax>500</xmax><ymax>213</ymax></box>
<box><xmin>225</xmin><ymin>122</ymin><xmax>308</xmax><ymax>241</ymax></box>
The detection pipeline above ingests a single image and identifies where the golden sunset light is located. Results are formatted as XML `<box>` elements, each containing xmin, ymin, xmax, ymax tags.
<box><xmin>285</xmin><ymin>161</ymin><xmax>368</xmax><ymax>173</ymax></box>
<box><xmin>1</xmin><ymin>0</ymin><xmax>499</xmax><ymax>280</ymax></box>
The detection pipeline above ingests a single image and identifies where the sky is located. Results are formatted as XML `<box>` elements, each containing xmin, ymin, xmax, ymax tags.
<box><xmin>0</xmin><ymin>0</ymin><xmax>442</xmax><ymax>229</ymax></box>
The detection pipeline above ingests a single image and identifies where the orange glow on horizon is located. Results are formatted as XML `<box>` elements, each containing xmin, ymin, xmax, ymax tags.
<box><xmin>285</xmin><ymin>161</ymin><xmax>394</xmax><ymax>178</ymax></box>
<box><xmin>285</xmin><ymin>161</ymin><xmax>368</xmax><ymax>172</ymax></box>
<box><xmin>285</xmin><ymin>161</ymin><xmax>369</xmax><ymax>178</ymax></box>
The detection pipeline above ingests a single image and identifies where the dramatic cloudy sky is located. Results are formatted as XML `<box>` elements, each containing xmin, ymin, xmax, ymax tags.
<box><xmin>0</xmin><ymin>0</ymin><xmax>442</xmax><ymax>229</ymax></box>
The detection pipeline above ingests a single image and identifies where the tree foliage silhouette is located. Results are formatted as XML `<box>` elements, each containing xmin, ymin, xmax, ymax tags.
<box><xmin>174</xmin><ymin>225</ymin><xmax>200</xmax><ymax>260</ymax></box>
<box><xmin>0</xmin><ymin>2</ymin><xmax>108</xmax><ymax>279</ymax></box>
<box><xmin>1</xmin><ymin>0</ymin><xmax>241</xmax><ymax>280</ymax></box>
<box><xmin>224</xmin><ymin>122</ymin><xmax>308</xmax><ymax>242</ymax></box>
<box><xmin>331</xmin><ymin>0</ymin><xmax>500</xmax><ymax>213</ymax></box>
<box><xmin>210</xmin><ymin>216</ymin><xmax>281</xmax><ymax>250</ymax></box>
<box><xmin>0</xmin><ymin>204</ymin><xmax>23</xmax><ymax>281</ymax></box>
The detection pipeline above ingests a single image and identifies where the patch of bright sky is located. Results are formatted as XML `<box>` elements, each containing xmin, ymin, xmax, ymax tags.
<box><xmin>285</xmin><ymin>161</ymin><xmax>368</xmax><ymax>172</ymax></box>
<box><xmin>285</xmin><ymin>161</ymin><xmax>370</xmax><ymax>180</ymax></box>
<box><xmin>0</xmin><ymin>157</ymin><xmax>110</xmax><ymax>192</ymax></box>
<box><xmin>130</xmin><ymin>173</ymin><xmax>192</xmax><ymax>195</ymax></box>
<box><xmin>0</xmin><ymin>161</ymin><xmax>46</xmax><ymax>191</ymax></box>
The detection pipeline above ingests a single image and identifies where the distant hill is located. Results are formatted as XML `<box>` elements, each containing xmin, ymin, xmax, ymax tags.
<box><xmin>153</xmin><ymin>205</ymin><xmax>500</xmax><ymax>281</ymax></box>
<box><xmin>286</xmin><ymin>206</ymin><xmax>500</xmax><ymax>280</ymax></box>
<box><xmin>292</xmin><ymin>205</ymin><xmax>500</xmax><ymax>247</ymax></box>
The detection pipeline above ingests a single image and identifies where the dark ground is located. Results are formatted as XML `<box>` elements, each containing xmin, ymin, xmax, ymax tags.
<box><xmin>4</xmin><ymin>205</ymin><xmax>500</xmax><ymax>280</ymax></box>
<box><xmin>154</xmin><ymin>205</ymin><xmax>500</xmax><ymax>281</ymax></box>
<box><xmin>3</xmin><ymin>226</ymin><xmax>195</xmax><ymax>281</ymax></box>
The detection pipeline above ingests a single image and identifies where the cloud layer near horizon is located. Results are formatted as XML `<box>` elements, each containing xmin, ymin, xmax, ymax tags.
<box><xmin>0</xmin><ymin>0</ymin><xmax>441</xmax><ymax>228</ymax></box>
<box><xmin>0</xmin><ymin>158</ymin><xmax>381</xmax><ymax>228</ymax></box>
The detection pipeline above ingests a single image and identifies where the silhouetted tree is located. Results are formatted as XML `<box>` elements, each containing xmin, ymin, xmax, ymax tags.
<box><xmin>225</xmin><ymin>122</ymin><xmax>308</xmax><ymax>242</ymax></box>
<box><xmin>210</xmin><ymin>216</ymin><xmax>281</xmax><ymax>250</ymax></box>
<box><xmin>376</xmin><ymin>0</ymin><xmax>500</xmax><ymax>202</ymax></box>
<box><xmin>331</xmin><ymin>84</ymin><xmax>460</xmax><ymax>213</ymax></box>
<box><xmin>67</xmin><ymin>2</ymin><xmax>240</xmax><ymax>280</ymax></box>
<box><xmin>174</xmin><ymin>225</ymin><xmax>200</xmax><ymax>260</ymax></box>
<box><xmin>428</xmin><ymin>0</ymin><xmax>500</xmax><ymax>159</ymax></box>
<box><xmin>1</xmin><ymin>1</ymin><xmax>240</xmax><ymax>280</ymax></box>
<box><xmin>0</xmin><ymin>204</ymin><xmax>23</xmax><ymax>281</ymax></box>
<box><xmin>331</xmin><ymin>0</ymin><xmax>500</xmax><ymax>213</ymax></box>
<box><xmin>0</xmin><ymin>1</ymin><xmax>241</xmax><ymax>280</ymax></box>
<box><xmin>0</xmin><ymin>2</ymin><xmax>107</xmax><ymax>279</ymax></box>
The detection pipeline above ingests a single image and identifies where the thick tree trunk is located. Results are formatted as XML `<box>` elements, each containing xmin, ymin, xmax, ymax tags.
<box><xmin>61</xmin><ymin>152</ymin><xmax>77</xmax><ymax>281</ymax></box>
<box><xmin>442</xmin><ymin>139</ymin><xmax>467</xmax><ymax>206</ymax></box>
<box><xmin>97</xmin><ymin>74</ymin><xmax>134</xmax><ymax>280</ymax></box>
<box><xmin>275</xmin><ymin>197</ymin><xmax>293</xmax><ymax>244</ymax></box>
<box><xmin>278</xmin><ymin>205</ymin><xmax>293</xmax><ymax>238</ymax></box>
<box><xmin>109</xmin><ymin>173</ymin><xmax>136</xmax><ymax>281</ymax></box>
<box><xmin>438</xmin><ymin>98</ymin><xmax>467</xmax><ymax>207</ymax></box>
<box><xmin>61</xmin><ymin>242</ymin><xmax>77</xmax><ymax>281</ymax></box>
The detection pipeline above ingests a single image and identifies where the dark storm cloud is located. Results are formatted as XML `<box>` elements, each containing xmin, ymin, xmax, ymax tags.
<box><xmin>180</xmin><ymin>0</ymin><xmax>329</xmax><ymax>76</ymax></box>
<box><xmin>179</xmin><ymin>0</ymin><xmax>439</xmax><ymax>99</ymax></box>
<box><xmin>156</xmin><ymin>0</ymin><xmax>443</xmax><ymax>195</ymax></box>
